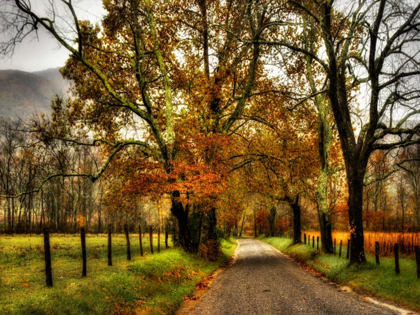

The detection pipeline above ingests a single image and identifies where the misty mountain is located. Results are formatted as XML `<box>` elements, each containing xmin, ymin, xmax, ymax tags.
<box><xmin>0</xmin><ymin>68</ymin><xmax>70</xmax><ymax>119</ymax></box>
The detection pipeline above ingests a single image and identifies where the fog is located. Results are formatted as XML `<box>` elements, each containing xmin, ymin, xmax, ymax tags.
<box><xmin>0</xmin><ymin>0</ymin><xmax>106</xmax><ymax>72</ymax></box>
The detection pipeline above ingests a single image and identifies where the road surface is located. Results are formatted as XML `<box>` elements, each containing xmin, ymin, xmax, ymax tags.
<box><xmin>188</xmin><ymin>238</ymin><xmax>403</xmax><ymax>315</ymax></box>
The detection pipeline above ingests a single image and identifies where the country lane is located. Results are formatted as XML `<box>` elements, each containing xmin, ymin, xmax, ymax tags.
<box><xmin>188</xmin><ymin>238</ymin><xmax>406</xmax><ymax>315</ymax></box>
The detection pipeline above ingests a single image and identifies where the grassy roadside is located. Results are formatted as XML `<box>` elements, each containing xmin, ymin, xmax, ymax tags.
<box><xmin>0</xmin><ymin>234</ymin><xmax>237</xmax><ymax>315</ymax></box>
<box><xmin>258</xmin><ymin>236</ymin><xmax>420</xmax><ymax>311</ymax></box>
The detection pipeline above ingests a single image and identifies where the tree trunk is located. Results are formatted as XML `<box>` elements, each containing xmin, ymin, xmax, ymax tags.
<box><xmin>319</xmin><ymin>211</ymin><xmax>333</xmax><ymax>253</ymax></box>
<box><xmin>239</xmin><ymin>214</ymin><xmax>246</xmax><ymax>237</ymax></box>
<box><xmin>303</xmin><ymin>18</ymin><xmax>334</xmax><ymax>254</ymax></box>
<box><xmin>316</xmin><ymin>168</ymin><xmax>333</xmax><ymax>253</ymax></box>
<box><xmin>124</xmin><ymin>224</ymin><xmax>131</xmax><ymax>260</ymax></box>
<box><xmin>315</xmin><ymin>121</ymin><xmax>334</xmax><ymax>253</ymax></box>
<box><xmin>289</xmin><ymin>195</ymin><xmax>301</xmax><ymax>244</ymax></box>
<box><xmin>268</xmin><ymin>206</ymin><xmax>276</xmax><ymax>237</ymax></box>
<box><xmin>254</xmin><ymin>208</ymin><xmax>257</xmax><ymax>236</ymax></box>
<box><xmin>197</xmin><ymin>212</ymin><xmax>204</xmax><ymax>252</ymax></box>
<box><xmin>170</xmin><ymin>191</ymin><xmax>192</xmax><ymax>252</ymax></box>
<box><xmin>319</xmin><ymin>1</ymin><xmax>370</xmax><ymax>264</ymax></box>
<box><xmin>348</xmin><ymin>169</ymin><xmax>367</xmax><ymax>264</ymax></box>
<box><xmin>207</xmin><ymin>207</ymin><xmax>218</xmax><ymax>242</ymax></box>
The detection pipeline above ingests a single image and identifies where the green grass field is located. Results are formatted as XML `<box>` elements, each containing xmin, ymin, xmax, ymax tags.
<box><xmin>0</xmin><ymin>234</ymin><xmax>237</xmax><ymax>315</ymax></box>
<box><xmin>259</xmin><ymin>236</ymin><xmax>420</xmax><ymax>311</ymax></box>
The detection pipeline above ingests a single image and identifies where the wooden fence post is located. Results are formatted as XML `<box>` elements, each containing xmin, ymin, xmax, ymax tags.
<box><xmin>334</xmin><ymin>239</ymin><xmax>336</xmax><ymax>255</ymax></box>
<box><xmin>346</xmin><ymin>239</ymin><xmax>350</xmax><ymax>259</ymax></box>
<box><xmin>81</xmin><ymin>227</ymin><xmax>87</xmax><ymax>277</ymax></box>
<box><xmin>375</xmin><ymin>241</ymin><xmax>380</xmax><ymax>265</ymax></box>
<box><xmin>339</xmin><ymin>240</ymin><xmax>343</xmax><ymax>258</ymax></box>
<box><xmin>304</xmin><ymin>233</ymin><xmax>306</xmax><ymax>245</ymax></box>
<box><xmin>312</xmin><ymin>236</ymin><xmax>315</xmax><ymax>248</ymax></box>
<box><xmin>124</xmin><ymin>224</ymin><xmax>131</xmax><ymax>260</ymax></box>
<box><xmin>139</xmin><ymin>225</ymin><xmax>143</xmax><ymax>257</ymax></box>
<box><xmin>394</xmin><ymin>243</ymin><xmax>400</xmax><ymax>275</ymax></box>
<box><xmin>149</xmin><ymin>225</ymin><xmax>154</xmax><ymax>254</ymax></box>
<box><xmin>43</xmin><ymin>228</ymin><xmax>53</xmax><ymax>287</ymax></box>
<box><xmin>415</xmin><ymin>245</ymin><xmax>420</xmax><ymax>279</ymax></box>
<box><xmin>316</xmin><ymin>236</ymin><xmax>319</xmax><ymax>250</ymax></box>
<box><xmin>107</xmin><ymin>224</ymin><xmax>112</xmax><ymax>266</ymax></box>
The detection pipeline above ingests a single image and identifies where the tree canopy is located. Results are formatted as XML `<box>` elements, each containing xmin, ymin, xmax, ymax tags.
<box><xmin>1</xmin><ymin>0</ymin><xmax>420</xmax><ymax>263</ymax></box>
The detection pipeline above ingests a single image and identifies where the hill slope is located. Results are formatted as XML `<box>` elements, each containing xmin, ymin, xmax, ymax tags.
<box><xmin>0</xmin><ymin>68</ymin><xmax>69</xmax><ymax>119</ymax></box>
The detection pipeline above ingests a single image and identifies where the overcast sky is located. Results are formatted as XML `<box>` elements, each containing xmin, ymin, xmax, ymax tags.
<box><xmin>0</xmin><ymin>0</ymin><xmax>106</xmax><ymax>72</ymax></box>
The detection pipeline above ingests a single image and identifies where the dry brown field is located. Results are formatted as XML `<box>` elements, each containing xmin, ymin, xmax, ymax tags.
<box><xmin>304</xmin><ymin>231</ymin><xmax>420</xmax><ymax>257</ymax></box>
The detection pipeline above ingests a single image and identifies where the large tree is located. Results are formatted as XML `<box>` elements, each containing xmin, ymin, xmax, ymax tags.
<box><xmin>263</xmin><ymin>0</ymin><xmax>420</xmax><ymax>263</ymax></box>
<box><xmin>0</xmin><ymin>0</ymin><xmax>277</xmax><ymax>251</ymax></box>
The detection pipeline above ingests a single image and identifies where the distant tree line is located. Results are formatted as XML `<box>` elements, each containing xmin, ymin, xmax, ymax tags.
<box><xmin>0</xmin><ymin>117</ymin><xmax>169</xmax><ymax>234</ymax></box>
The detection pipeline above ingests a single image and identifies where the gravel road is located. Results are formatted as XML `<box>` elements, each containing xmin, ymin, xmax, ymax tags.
<box><xmin>189</xmin><ymin>238</ymin><xmax>403</xmax><ymax>315</ymax></box>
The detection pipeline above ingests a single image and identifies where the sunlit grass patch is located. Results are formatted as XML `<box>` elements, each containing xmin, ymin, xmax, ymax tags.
<box><xmin>0</xmin><ymin>234</ymin><xmax>237</xmax><ymax>314</ymax></box>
